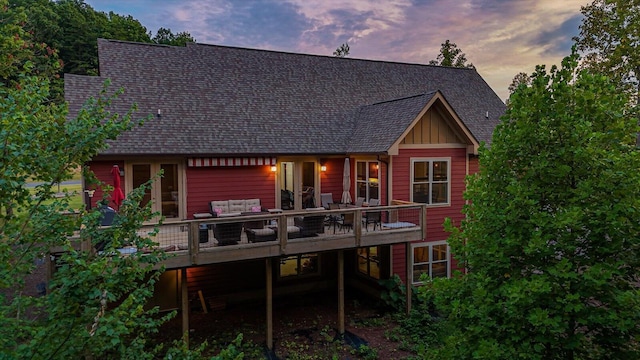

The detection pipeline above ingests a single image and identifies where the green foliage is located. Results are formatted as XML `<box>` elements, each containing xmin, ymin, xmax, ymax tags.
<box><xmin>333</xmin><ymin>42</ymin><xmax>350</xmax><ymax>57</ymax></box>
<box><xmin>0</xmin><ymin>6</ymin><xmax>214</xmax><ymax>358</ymax></box>
<box><xmin>152</xmin><ymin>27</ymin><xmax>196</xmax><ymax>46</ymax></box>
<box><xmin>429</xmin><ymin>50</ymin><xmax>640</xmax><ymax>359</ymax></box>
<box><xmin>378</xmin><ymin>274</ymin><xmax>420</xmax><ymax>313</ymax></box>
<box><xmin>575</xmin><ymin>0</ymin><xmax>640</xmax><ymax>96</ymax></box>
<box><xmin>428</xmin><ymin>39</ymin><xmax>474</xmax><ymax>68</ymax></box>
<box><xmin>352</xmin><ymin>344</ymin><xmax>378</xmax><ymax>360</ymax></box>
<box><xmin>9</xmin><ymin>0</ymin><xmax>196</xmax><ymax>103</ymax></box>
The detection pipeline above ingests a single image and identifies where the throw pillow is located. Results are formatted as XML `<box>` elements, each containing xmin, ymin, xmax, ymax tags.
<box><xmin>213</xmin><ymin>207</ymin><xmax>223</xmax><ymax>216</ymax></box>
<box><xmin>251</xmin><ymin>206</ymin><xmax>262</xmax><ymax>212</ymax></box>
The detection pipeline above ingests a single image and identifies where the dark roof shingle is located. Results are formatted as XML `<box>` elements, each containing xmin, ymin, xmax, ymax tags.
<box><xmin>65</xmin><ymin>39</ymin><xmax>505</xmax><ymax>156</ymax></box>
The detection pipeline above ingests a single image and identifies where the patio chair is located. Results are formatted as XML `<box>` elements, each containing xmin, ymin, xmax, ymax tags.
<box><xmin>326</xmin><ymin>202</ymin><xmax>341</xmax><ymax>233</ymax></box>
<box><xmin>243</xmin><ymin>212</ymin><xmax>276</xmax><ymax>243</ymax></box>
<box><xmin>281</xmin><ymin>189</ymin><xmax>294</xmax><ymax>210</ymax></box>
<box><xmin>354</xmin><ymin>197</ymin><xmax>365</xmax><ymax>207</ymax></box>
<box><xmin>213</xmin><ymin>222</ymin><xmax>243</xmax><ymax>246</ymax></box>
<box><xmin>338</xmin><ymin>212</ymin><xmax>354</xmax><ymax>233</ymax></box>
<box><xmin>294</xmin><ymin>215</ymin><xmax>325</xmax><ymax>237</ymax></box>
<box><xmin>363</xmin><ymin>208</ymin><xmax>381</xmax><ymax>232</ymax></box>
<box><xmin>320</xmin><ymin>193</ymin><xmax>334</xmax><ymax>209</ymax></box>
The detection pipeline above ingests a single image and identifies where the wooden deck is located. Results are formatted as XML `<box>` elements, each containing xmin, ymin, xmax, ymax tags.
<box><xmin>137</xmin><ymin>204</ymin><xmax>426</xmax><ymax>269</ymax></box>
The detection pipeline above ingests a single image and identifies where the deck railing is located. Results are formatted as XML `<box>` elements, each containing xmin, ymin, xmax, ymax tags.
<box><xmin>60</xmin><ymin>203</ymin><xmax>426</xmax><ymax>269</ymax></box>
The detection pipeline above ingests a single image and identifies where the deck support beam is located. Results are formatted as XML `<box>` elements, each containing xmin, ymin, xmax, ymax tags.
<box><xmin>405</xmin><ymin>242</ymin><xmax>412</xmax><ymax>315</ymax></box>
<box><xmin>338</xmin><ymin>250</ymin><xmax>345</xmax><ymax>335</ymax></box>
<box><xmin>266</xmin><ymin>258</ymin><xmax>273</xmax><ymax>350</ymax></box>
<box><xmin>181</xmin><ymin>268</ymin><xmax>189</xmax><ymax>345</ymax></box>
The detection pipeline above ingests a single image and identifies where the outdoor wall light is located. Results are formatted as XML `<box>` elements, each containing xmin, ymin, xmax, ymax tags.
<box><xmin>270</xmin><ymin>165</ymin><xmax>277</xmax><ymax>172</ymax></box>
<box><xmin>320</xmin><ymin>165</ymin><xmax>327</xmax><ymax>172</ymax></box>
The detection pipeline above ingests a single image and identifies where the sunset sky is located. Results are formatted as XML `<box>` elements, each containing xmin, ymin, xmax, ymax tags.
<box><xmin>85</xmin><ymin>0</ymin><xmax>589</xmax><ymax>101</ymax></box>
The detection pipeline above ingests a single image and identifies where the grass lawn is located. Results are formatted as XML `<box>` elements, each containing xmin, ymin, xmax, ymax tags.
<box><xmin>30</xmin><ymin>183</ymin><xmax>85</xmax><ymax>211</ymax></box>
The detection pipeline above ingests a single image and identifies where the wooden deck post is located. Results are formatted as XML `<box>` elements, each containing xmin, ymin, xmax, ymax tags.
<box><xmin>181</xmin><ymin>268</ymin><xmax>189</xmax><ymax>345</ymax></box>
<box><xmin>338</xmin><ymin>250</ymin><xmax>345</xmax><ymax>335</ymax></box>
<box><xmin>405</xmin><ymin>242</ymin><xmax>412</xmax><ymax>315</ymax></box>
<box><xmin>266</xmin><ymin>258</ymin><xmax>273</xmax><ymax>350</ymax></box>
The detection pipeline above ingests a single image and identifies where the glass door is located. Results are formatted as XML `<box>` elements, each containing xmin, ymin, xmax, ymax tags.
<box><xmin>278</xmin><ymin>160</ymin><xmax>317</xmax><ymax>210</ymax></box>
<box><xmin>128</xmin><ymin>162</ymin><xmax>183</xmax><ymax>220</ymax></box>
<box><xmin>301</xmin><ymin>161</ymin><xmax>316</xmax><ymax>209</ymax></box>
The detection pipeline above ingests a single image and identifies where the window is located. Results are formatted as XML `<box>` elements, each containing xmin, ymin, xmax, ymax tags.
<box><xmin>357</xmin><ymin>247</ymin><xmax>380</xmax><ymax>279</ymax></box>
<box><xmin>279</xmin><ymin>253</ymin><xmax>319</xmax><ymax>278</ymax></box>
<box><xmin>412</xmin><ymin>242</ymin><xmax>449</xmax><ymax>284</ymax></box>
<box><xmin>356</xmin><ymin>161</ymin><xmax>380</xmax><ymax>202</ymax></box>
<box><xmin>411</xmin><ymin>159</ymin><xmax>449</xmax><ymax>205</ymax></box>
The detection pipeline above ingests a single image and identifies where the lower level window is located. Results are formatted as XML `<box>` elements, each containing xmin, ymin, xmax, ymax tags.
<box><xmin>357</xmin><ymin>247</ymin><xmax>380</xmax><ymax>279</ymax></box>
<box><xmin>412</xmin><ymin>242</ymin><xmax>449</xmax><ymax>284</ymax></box>
<box><xmin>280</xmin><ymin>253</ymin><xmax>319</xmax><ymax>278</ymax></box>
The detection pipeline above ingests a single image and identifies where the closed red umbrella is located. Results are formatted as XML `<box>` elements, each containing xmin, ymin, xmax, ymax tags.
<box><xmin>111</xmin><ymin>165</ymin><xmax>125</xmax><ymax>210</ymax></box>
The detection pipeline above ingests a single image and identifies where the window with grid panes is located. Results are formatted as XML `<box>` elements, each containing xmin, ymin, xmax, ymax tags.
<box><xmin>412</xmin><ymin>242</ymin><xmax>449</xmax><ymax>284</ymax></box>
<box><xmin>357</xmin><ymin>247</ymin><xmax>380</xmax><ymax>279</ymax></box>
<box><xmin>411</xmin><ymin>159</ymin><xmax>449</xmax><ymax>205</ymax></box>
<box><xmin>356</xmin><ymin>161</ymin><xmax>380</xmax><ymax>202</ymax></box>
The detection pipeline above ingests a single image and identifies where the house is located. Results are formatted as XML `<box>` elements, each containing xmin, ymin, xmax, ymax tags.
<box><xmin>64</xmin><ymin>39</ymin><xmax>505</xmax><ymax>346</ymax></box>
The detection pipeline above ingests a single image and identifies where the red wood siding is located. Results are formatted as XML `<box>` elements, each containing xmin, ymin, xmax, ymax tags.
<box><xmin>390</xmin><ymin>148</ymin><xmax>467</xmax><ymax>279</ymax></box>
<box><xmin>320</xmin><ymin>158</ymin><xmax>344</xmax><ymax>204</ymax></box>
<box><xmin>186</xmin><ymin>166</ymin><xmax>276</xmax><ymax>217</ymax></box>
<box><xmin>469</xmin><ymin>155</ymin><xmax>479</xmax><ymax>175</ymax></box>
<box><xmin>86</xmin><ymin>161</ymin><xmax>124</xmax><ymax>209</ymax></box>
<box><xmin>186</xmin><ymin>262</ymin><xmax>266</xmax><ymax>298</ymax></box>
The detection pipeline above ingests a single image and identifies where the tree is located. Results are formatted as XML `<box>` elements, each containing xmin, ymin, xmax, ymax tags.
<box><xmin>426</xmin><ymin>51</ymin><xmax>640</xmax><ymax>359</ymax></box>
<box><xmin>333</xmin><ymin>42</ymin><xmax>350</xmax><ymax>57</ymax></box>
<box><xmin>0</xmin><ymin>2</ymin><xmax>183</xmax><ymax>357</ymax></box>
<box><xmin>574</xmin><ymin>0</ymin><xmax>640</xmax><ymax>97</ymax></box>
<box><xmin>508</xmin><ymin>71</ymin><xmax>530</xmax><ymax>95</ymax></box>
<box><xmin>10</xmin><ymin>0</ymin><xmax>156</xmax><ymax>102</ymax></box>
<box><xmin>428</xmin><ymin>40</ymin><xmax>473</xmax><ymax>68</ymax></box>
<box><xmin>152</xmin><ymin>27</ymin><xmax>195</xmax><ymax>46</ymax></box>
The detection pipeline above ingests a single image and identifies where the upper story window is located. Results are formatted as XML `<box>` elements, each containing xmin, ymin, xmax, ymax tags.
<box><xmin>411</xmin><ymin>159</ymin><xmax>449</xmax><ymax>205</ymax></box>
<box><xmin>356</xmin><ymin>161</ymin><xmax>380</xmax><ymax>202</ymax></box>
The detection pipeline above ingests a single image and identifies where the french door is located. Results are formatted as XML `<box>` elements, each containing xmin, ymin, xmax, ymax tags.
<box><xmin>127</xmin><ymin>162</ymin><xmax>184</xmax><ymax>220</ymax></box>
<box><xmin>279</xmin><ymin>160</ymin><xmax>318</xmax><ymax>210</ymax></box>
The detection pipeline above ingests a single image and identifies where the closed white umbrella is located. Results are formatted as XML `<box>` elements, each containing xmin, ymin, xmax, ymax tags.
<box><xmin>341</xmin><ymin>158</ymin><xmax>352</xmax><ymax>204</ymax></box>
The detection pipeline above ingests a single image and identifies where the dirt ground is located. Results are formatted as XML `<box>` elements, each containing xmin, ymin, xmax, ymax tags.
<box><xmin>159</xmin><ymin>291</ymin><xmax>416</xmax><ymax>359</ymax></box>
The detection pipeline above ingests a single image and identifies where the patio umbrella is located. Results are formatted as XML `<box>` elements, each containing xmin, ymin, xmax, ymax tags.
<box><xmin>341</xmin><ymin>158</ymin><xmax>352</xmax><ymax>204</ymax></box>
<box><xmin>111</xmin><ymin>165</ymin><xmax>125</xmax><ymax>210</ymax></box>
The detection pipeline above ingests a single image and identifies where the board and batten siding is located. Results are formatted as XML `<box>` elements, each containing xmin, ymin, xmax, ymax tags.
<box><xmin>390</xmin><ymin>147</ymin><xmax>468</xmax><ymax>282</ymax></box>
<box><xmin>186</xmin><ymin>165</ymin><xmax>277</xmax><ymax>217</ymax></box>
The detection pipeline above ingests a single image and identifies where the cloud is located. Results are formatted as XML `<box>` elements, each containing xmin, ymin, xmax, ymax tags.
<box><xmin>84</xmin><ymin>0</ymin><xmax>587</xmax><ymax>100</ymax></box>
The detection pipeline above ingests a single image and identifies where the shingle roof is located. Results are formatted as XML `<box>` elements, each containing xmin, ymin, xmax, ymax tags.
<box><xmin>64</xmin><ymin>39</ymin><xmax>505</xmax><ymax>156</ymax></box>
<box><xmin>348</xmin><ymin>92</ymin><xmax>439</xmax><ymax>153</ymax></box>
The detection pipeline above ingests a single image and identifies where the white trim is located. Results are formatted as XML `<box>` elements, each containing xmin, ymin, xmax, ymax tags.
<box><xmin>410</xmin><ymin>157</ymin><xmax>451</xmax><ymax>206</ymax></box>
<box><xmin>387</xmin><ymin>92</ymin><xmax>479</xmax><ymax>155</ymax></box>
<box><xmin>354</xmin><ymin>160</ymin><xmax>380</xmax><ymax>203</ymax></box>
<box><xmin>411</xmin><ymin>241</ymin><xmax>450</xmax><ymax>284</ymax></box>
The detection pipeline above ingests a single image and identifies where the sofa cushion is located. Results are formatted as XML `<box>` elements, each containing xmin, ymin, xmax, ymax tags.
<box><xmin>210</xmin><ymin>201</ymin><xmax>229</xmax><ymax>214</ymax></box>
<box><xmin>251</xmin><ymin>228</ymin><xmax>275</xmax><ymax>236</ymax></box>
<box><xmin>245</xmin><ymin>198</ymin><xmax>261</xmax><ymax>210</ymax></box>
<box><xmin>228</xmin><ymin>199</ymin><xmax>247</xmax><ymax>213</ymax></box>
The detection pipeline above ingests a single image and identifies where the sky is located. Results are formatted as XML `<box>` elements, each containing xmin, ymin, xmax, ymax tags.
<box><xmin>84</xmin><ymin>0</ymin><xmax>588</xmax><ymax>102</ymax></box>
